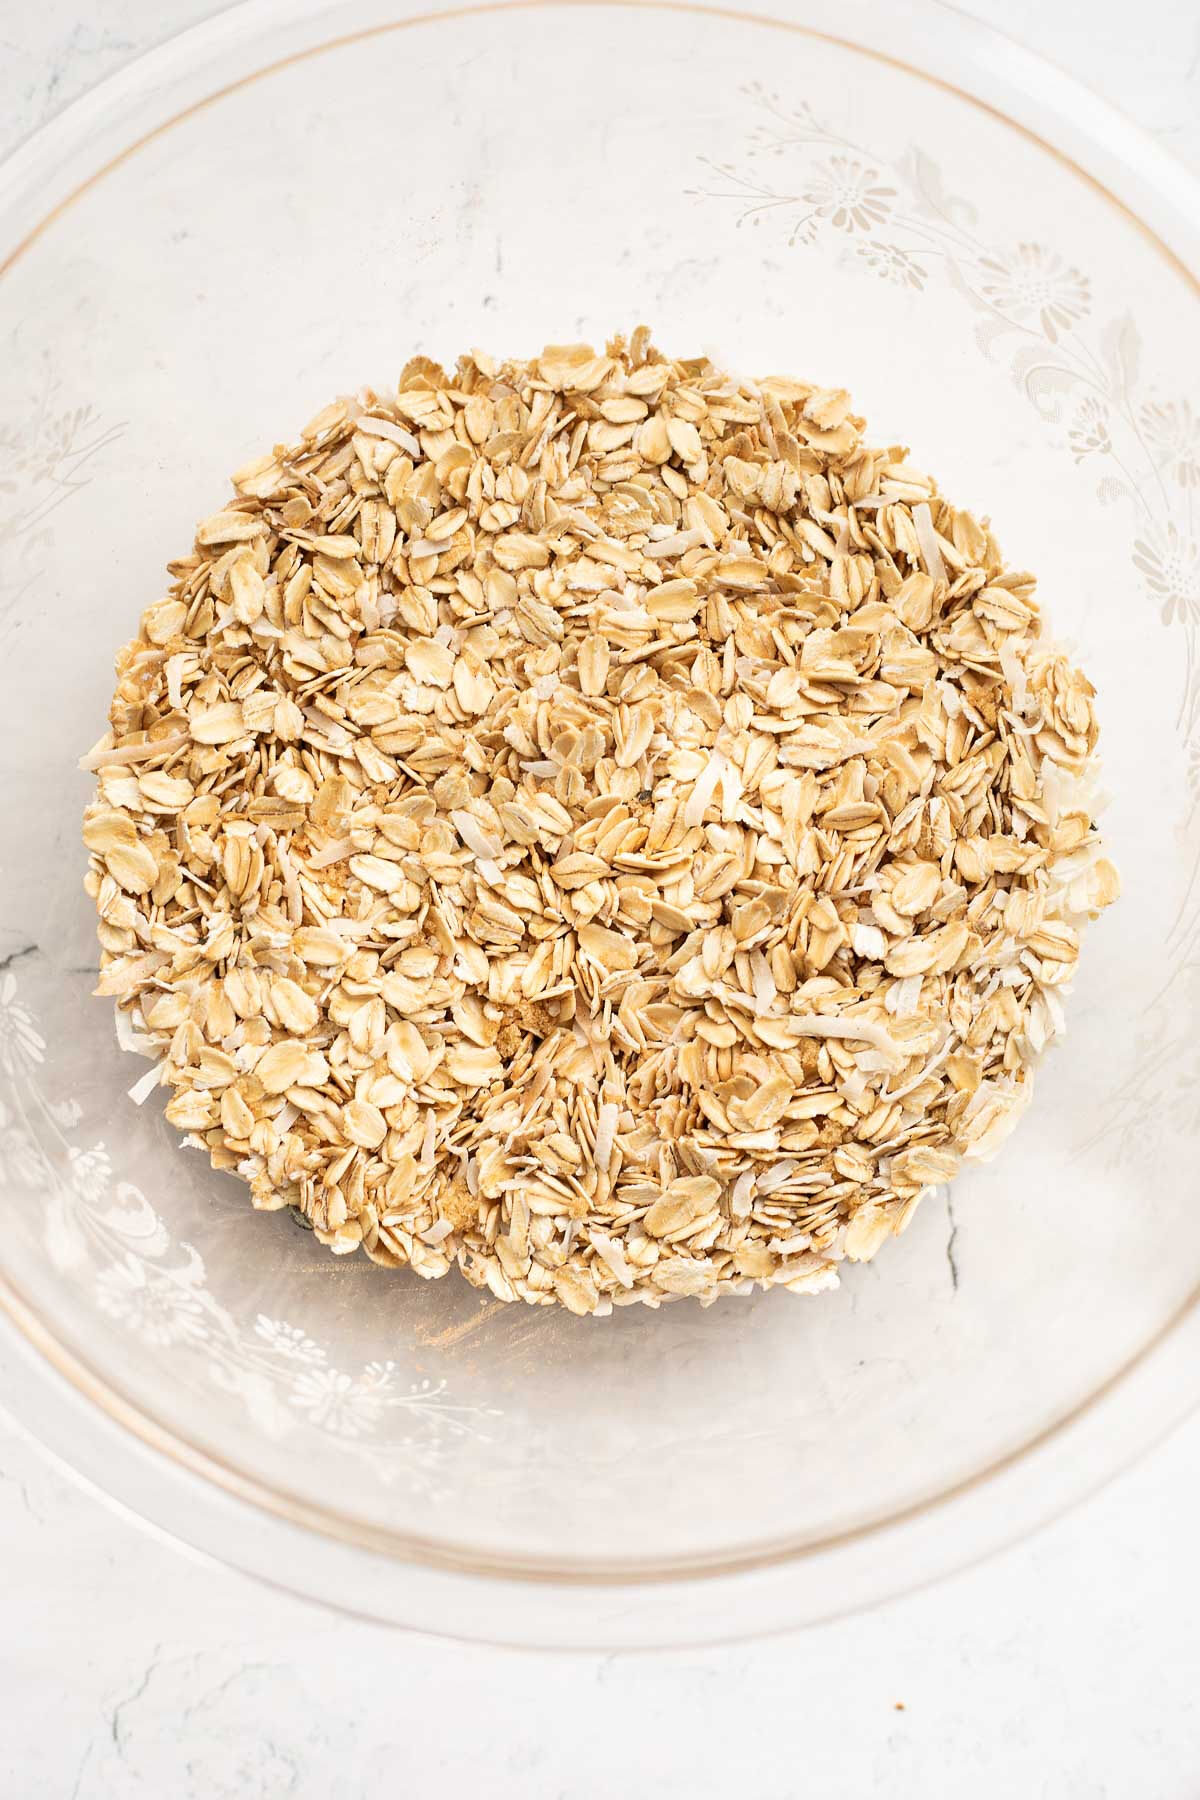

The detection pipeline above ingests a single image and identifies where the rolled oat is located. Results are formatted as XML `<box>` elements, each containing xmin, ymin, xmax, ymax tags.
<box><xmin>82</xmin><ymin>331</ymin><xmax>1117</xmax><ymax>1312</ymax></box>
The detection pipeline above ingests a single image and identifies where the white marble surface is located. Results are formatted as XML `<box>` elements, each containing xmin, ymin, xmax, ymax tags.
<box><xmin>2</xmin><ymin>4</ymin><xmax>1199</xmax><ymax>1795</ymax></box>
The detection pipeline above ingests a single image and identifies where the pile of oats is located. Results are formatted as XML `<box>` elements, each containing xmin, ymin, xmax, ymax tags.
<box><xmin>82</xmin><ymin>330</ymin><xmax>1118</xmax><ymax>1313</ymax></box>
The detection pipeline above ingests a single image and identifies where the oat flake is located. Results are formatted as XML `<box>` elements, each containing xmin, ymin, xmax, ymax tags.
<box><xmin>82</xmin><ymin>331</ymin><xmax>1117</xmax><ymax>1313</ymax></box>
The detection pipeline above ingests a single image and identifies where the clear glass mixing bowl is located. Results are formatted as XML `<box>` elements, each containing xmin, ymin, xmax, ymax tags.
<box><xmin>1</xmin><ymin>0</ymin><xmax>1198</xmax><ymax>1647</ymax></box>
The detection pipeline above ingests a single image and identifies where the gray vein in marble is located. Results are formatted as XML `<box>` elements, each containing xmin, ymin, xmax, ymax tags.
<box><xmin>945</xmin><ymin>1193</ymin><xmax>960</xmax><ymax>1293</ymax></box>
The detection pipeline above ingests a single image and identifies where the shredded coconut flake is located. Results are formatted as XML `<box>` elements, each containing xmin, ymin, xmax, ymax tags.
<box><xmin>127</xmin><ymin>1062</ymin><xmax>164</xmax><ymax>1106</ymax></box>
<box><xmin>592</xmin><ymin>1101</ymin><xmax>618</xmax><ymax>1173</ymax></box>
<box><xmin>115</xmin><ymin>1006</ymin><xmax>156</xmax><ymax>1058</ymax></box>
<box><xmin>750</xmin><ymin>951</ymin><xmax>776</xmax><ymax>1015</ymax></box>
<box><xmin>790</xmin><ymin>1015</ymin><xmax>900</xmax><ymax>1057</ymax></box>
<box><xmin>450</xmin><ymin>810</ymin><xmax>503</xmax><ymax>860</ymax></box>
<box><xmin>757</xmin><ymin>1161</ymin><xmax>797</xmax><ymax>1195</ymax></box>
<box><xmin>884</xmin><ymin>975</ymin><xmax>924</xmax><ymax>1017</ymax></box>
<box><xmin>79</xmin><ymin>729</ymin><xmax>190</xmax><ymax>771</ymax></box>
<box><xmin>913</xmin><ymin>502</ymin><xmax>947</xmax><ymax>586</ymax></box>
<box><xmin>647</xmin><ymin>526</ymin><xmax>707</xmax><ymax>558</ymax></box>
<box><xmin>355</xmin><ymin>413</ymin><xmax>421</xmax><ymax>455</ymax></box>
<box><xmin>307</xmin><ymin>837</ymin><xmax>354</xmax><ymax>868</ymax></box>
<box><xmin>683</xmin><ymin>749</ymin><xmax>728</xmax><ymax>828</ymax></box>
<box><xmin>589</xmin><ymin>1228</ymin><xmax>634</xmax><ymax>1289</ymax></box>
<box><xmin>851</xmin><ymin>922</ymin><xmax>887</xmax><ymax>960</ymax></box>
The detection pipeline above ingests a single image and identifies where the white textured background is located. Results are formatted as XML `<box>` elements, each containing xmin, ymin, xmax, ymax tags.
<box><xmin>2</xmin><ymin>5</ymin><xmax>1199</xmax><ymax>1795</ymax></box>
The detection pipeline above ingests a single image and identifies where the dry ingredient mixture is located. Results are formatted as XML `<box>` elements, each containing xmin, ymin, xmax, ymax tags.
<box><xmin>82</xmin><ymin>330</ymin><xmax>1118</xmax><ymax>1314</ymax></box>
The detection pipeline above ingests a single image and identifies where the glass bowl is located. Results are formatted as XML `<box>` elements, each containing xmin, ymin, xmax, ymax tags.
<box><xmin>1</xmin><ymin>0</ymin><xmax>1198</xmax><ymax>1649</ymax></box>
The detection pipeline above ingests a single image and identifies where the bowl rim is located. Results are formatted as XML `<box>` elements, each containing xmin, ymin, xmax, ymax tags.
<box><xmin>2</xmin><ymin>0</ymin><xmax>1199</xmax><ymax>1644</ymax></box>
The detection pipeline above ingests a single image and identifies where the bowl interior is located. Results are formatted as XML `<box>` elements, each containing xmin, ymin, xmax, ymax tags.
<box><xmin>1</xmin><ymin>0</ymin><xmax>1198</xmax><ymax>1581</ymax></box>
